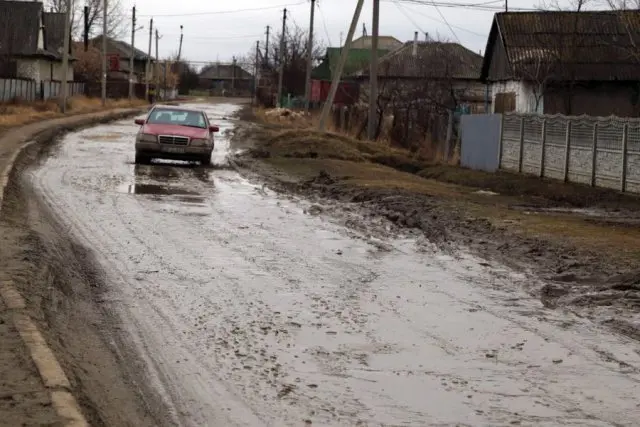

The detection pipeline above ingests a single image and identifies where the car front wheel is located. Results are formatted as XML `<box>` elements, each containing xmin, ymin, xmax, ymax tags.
<box><xmin>135</xmin><ymin>152</ymin><xmax>151</xmax><ymax>164</ymax></box>
<box><xmin>200</xmin><ymin>154</ymin><xmax>212</xmax><ymax>166</ymax></box>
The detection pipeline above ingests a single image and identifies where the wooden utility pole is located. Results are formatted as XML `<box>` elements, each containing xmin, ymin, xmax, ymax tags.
<box><xmin>304</xmin><ymin>0</ymin><xmax>316</xmax><ymax>112</ymax></box>
<box><xmin>83</xmin><ymin>6</ymin><xmax>89</xmax><ymax>51</ymax></box>
<box><xmin>318</xmin><ymin>0</ymin><xmax>365</xmax><ymax>131</ymax></box>
<box><xmin>145</xmin><ymin>18</ymin><xmax>153</xmax><ymax>100</ymax></box>
<box><xmin>254</xmin><ymin>40</ymin><xmax>260</xmax><ymax>106</ymax></box>
<box><xmin>129</xmin><ymin>5</ymin><xmax>136</xmax><ymax>100</ymax></box>
<box><xmin>276</xmin><ymin>8</ymin><xmax>287</xmax><ymax>107</ymax></box>
<box><xmin>367</xmin><ymin>0</ymin><xmax>380</xmax><ymax>140</ymax></box>
<box><xmin>163</xmin><ymin>59</ymin><xmax>168</xmax><ymax>100</ymax></box>
<box><xmin>232</xmin><ymin>56</ymin><xmax>236</xmax><ymax>95</ymax></box>
<box><xmin>177</xmin><ymin>25</ymin><xmax>184</xmax><ymax>61</ymax></box>
<box><xmin>265</xmin><ymin>26</ymin><xmax>270</xmax><ymax>67</ymax></box>
<box><xmin>155</xmin><ymin>29</ymin><xmax>161</xmax><ymax>99</ymax></box>
<box><xmin>60</xmin><ymin>0</ymin><xmax>72</xmax><ymax>112</ymax></box>
<box><xmin>101</xmin><ymin>0</ymin><xmax>108</xmax><ymax>105</ymax></box>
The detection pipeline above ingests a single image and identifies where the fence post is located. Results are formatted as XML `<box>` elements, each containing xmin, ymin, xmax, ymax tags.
<box><xmin>621</xmin><ymin>123</ymin><xmax>629</xmax><ymax>192</ymax></box>
<box><xmin>518</xmin><ymin>116</ymin><xmax>525</xmax><ymax>173</ymax></box>
<box><xmin>497</xmin><ymin>114</ymin><xmax>504</xmax><ymax>169</ymax></box>
<box><xmin>591</xmin><ymin>123</ymin><xmax>598</xmax><ymax>187</ymax></box>
<box><xmin>539</xmin><ymin>118</ymin><xmax>546</xmax><ymax>177</ymax></box>
<box><xmin>563</xmin><ymin>120</ymin><xmax>572</xmax><ymax>183</ymax></box>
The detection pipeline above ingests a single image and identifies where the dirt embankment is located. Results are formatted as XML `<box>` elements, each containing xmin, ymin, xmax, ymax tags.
<box><xmin>0</xmin><ymin>110</ymin><xmax>169</xmax><ymax>426</ymax></box>
<box><xmin>230</xmin><ymin>112</ymin><xmax>640</xmax><ymax>340</ymax></box>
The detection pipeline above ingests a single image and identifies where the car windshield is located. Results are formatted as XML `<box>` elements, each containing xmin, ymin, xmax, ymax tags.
<box><xmin>147</xmin><ymin>109</ymin><xmax>207</xmax><ymax>129</ymax></box>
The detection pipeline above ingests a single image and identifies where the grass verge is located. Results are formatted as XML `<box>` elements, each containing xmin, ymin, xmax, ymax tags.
<box><xmin>0</xmin><ymin>96</ymin><xmax>147</xmax><ymax>132</ymax></box>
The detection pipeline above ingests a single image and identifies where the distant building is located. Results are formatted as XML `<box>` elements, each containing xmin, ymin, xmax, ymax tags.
<box><xmin>88</xmin><ymin>36</ymin><xmax>153</xmax><ymax>82</ymax></box>
<box><xmin>199</xmin><ymin>63</ymin><xmax>253</xmax><ymax>94</ymax></box>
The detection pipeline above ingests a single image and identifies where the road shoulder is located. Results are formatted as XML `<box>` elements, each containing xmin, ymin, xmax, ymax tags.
<box><xmin>0</xmin><ymin>108</ymin><xmax>148</xmax><ymax>427</ymax></box>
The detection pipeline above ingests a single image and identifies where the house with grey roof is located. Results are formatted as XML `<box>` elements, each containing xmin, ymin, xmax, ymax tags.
<box><xmin>354</xmin><ymin>38</ymin><xmax>488</xmax><ymax>113</ymax></box>
<box><xmin>0</xmin><ymin>1</ymin><xmax>74</xmax><ymax>82</ymax></box>
<box><xmin>89</xmin><ymin>35</ymin><xmax>153</xmax><ymax>82</ymax></box>
<box><xmin>481</xmin><ymin>11</ymin><xmax>640</xmax><ymax>116</ymax></box>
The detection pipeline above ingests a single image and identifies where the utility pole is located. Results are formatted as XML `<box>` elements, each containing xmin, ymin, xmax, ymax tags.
<box><xmin>318</xmin><ymin>0</ymin><xmax>364</xmax><ymax>131</ymax></box>
<box><xmin>155</xmin><ymin>29</ymin><xmax>161</xmax><ymax>99</ymax></box>
<box><xmin>60</xmin><ymin>0</ymin><xmax>71</xmax><ymax>112</ymax></box>
<box><xmin>177</xmin><ymin>25</ymin><xmax>184</xmax><ymax>61</ymax></box>
<box><xmin>83</xmin><ymin>6</ymin><xmax>89</xmax><ymax>52</ymax></box>
<box><xmin>163</xmin><ymin>59</ymin><xmax>168</xmax><ymax>100</ymax></box>
<box><xmin>367</xmin><ymin>0</ymin><xmax>380</xmax><ymax>140</ymax></box>
<box><xmin>145</xmin><ymin>18</ymin><xmax>153</xmax><ymax>100</ymax></box>
<box><xmin>254</xmin><ymin>40</ymin><xmax>260</xmax><ymax>106</ymax></box>
<box><xmin>505</xmin><ymin>0</ymin><xmax>508</xmax><ymax>11</ymax></box>
<box><xmin>101</xmin><ymin>0</ymin><xmax>108</xmax><ymax>106</ymax></box>
<box><xmin>129</xmin><ymin>5</ymin><xmax>136</xmax><ymax>100</ymax></box>
<box><xmin>232</xmin><ymin>56</ymin><xmax>236</xmax><ymax>95</ymax></box>
<box><xmin>265</xmin><ymin>26</ymin><xmax>270</xmax><ymax>67</ymax></box>
<box><xmin>304</xmin><ymin>0</ymin><xmax>316</xmax><ymax>112</ymax></box>
<box><xmin>276</xmin><ymin>8</ymin><xmax>287</xmax><ymax>107</ymax></box>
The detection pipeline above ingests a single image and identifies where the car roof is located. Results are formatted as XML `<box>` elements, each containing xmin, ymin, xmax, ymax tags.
<box><xmin>152</xmin><ymin>105</ymin><xmax>205</xmax><ymax>114</ymax></box>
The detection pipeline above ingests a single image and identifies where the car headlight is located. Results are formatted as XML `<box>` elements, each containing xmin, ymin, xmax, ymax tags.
<box><xmin>138</xmin><ymin>133</ymin><xmax>157</xmax><ymax>143</ymax></box>
<box><xmin>190</xmin><ymin>138</ymin><xmax>211</xmax><ymax>147</ymax></box>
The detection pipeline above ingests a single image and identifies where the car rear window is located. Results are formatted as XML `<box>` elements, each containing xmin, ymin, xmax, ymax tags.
<box><xmin>147</xmin><ymin>109</ymin><xmax>207</xmax><ymax>128</ymax></box>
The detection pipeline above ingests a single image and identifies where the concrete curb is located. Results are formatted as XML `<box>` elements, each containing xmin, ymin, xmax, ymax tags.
<box><xmin>0</xmin><ymin>108</ymin><xmax>146</xmax><ymax>427</ymax></box>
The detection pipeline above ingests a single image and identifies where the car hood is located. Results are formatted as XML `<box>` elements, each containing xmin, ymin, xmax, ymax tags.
<box><xmin>142</xmin><ymin>123</ymin><xmax>209</xmax><ymax>139</ymax></box>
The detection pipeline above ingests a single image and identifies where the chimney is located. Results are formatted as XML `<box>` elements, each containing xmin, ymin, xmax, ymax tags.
<box><xmin>412</xmin><ymin>31</ymin><xmax>418</xmax><ymax>56</ymax></box>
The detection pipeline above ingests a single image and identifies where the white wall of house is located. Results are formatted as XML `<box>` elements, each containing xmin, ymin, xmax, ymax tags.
<box><xmin>16</xmin><ymin>59</ymin><xmax>41</xmax><ymax>82</ymax></box>
<box><xmin>17</xmin><ymin>59</ymin><xmax>73</xmax><ymax>83</ymax></box>
<box><xmin>39</xmin><ymin>61</ymin><xmax>74</xmax><ymax>81</ymax></box>
<box><xmin>491</xmin><ymin>80</ymin><xmax>544</xmax><ymax>114</ymax></box>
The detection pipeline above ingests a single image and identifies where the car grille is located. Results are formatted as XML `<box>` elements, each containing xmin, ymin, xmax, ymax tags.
<box><xmin>158</xmin><ymin>135</ymin><xmax>190</xmax><ymax>145</ymax></box>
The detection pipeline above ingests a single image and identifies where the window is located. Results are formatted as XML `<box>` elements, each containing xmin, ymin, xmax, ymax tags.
<box><xmin>147</xmin><ymin>109</ymin><xmax>207</xmax><ymax>128</ymax></box>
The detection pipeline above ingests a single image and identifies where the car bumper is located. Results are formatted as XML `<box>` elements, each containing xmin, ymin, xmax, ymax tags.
<box><xmin>135</xmin><ymin>142</ymin><xmax>213</xmax><ymax>160</ymax></box>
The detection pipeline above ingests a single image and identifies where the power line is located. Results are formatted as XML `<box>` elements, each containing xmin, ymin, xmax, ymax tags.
<box><xmin>161</xmin><ymin>33</ymin><xmax>262</xmax><ymax>40</ymax></box>
<box><xmin>428</xmin><ymin>0</ymin><xmax>461</xmax><ymax>43</ymax></box>
<box><xmin>393</xmin><ymin>0</ymin><xmax>427</xmax><ymax>34</ymax></box>
<box><xmin>391</xmin><ymin>0</ymin><xmax>537</xmax><ymax>11</ymax></box>
<box><xmin>400</xmin><ymin>3</ymin><xmax>486</xmax><ymax>36</ymax></box>
<box><xmin>317</xmin><ymin>2</ymin><xmax>332</xmax><ymax>46</ymax></box>
<box><xmin>134</xmin><ymin>1</ymin><xmax>306</xmax><ymax>17</ymax></box>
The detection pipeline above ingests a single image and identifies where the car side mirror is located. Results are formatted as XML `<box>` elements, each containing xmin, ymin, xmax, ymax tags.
<box><xmin>134</xmin><ymin>118</ymin><xmax>145</xmax><ymax>125</ymax></box>
<box><xmin>209</xmin><ymin>125</ymin><xmax>220</xmax><ymax>133</ymax></box>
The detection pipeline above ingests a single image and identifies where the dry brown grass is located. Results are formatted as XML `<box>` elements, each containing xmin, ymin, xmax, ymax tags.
<box><xmin>0</xmin><ymin>96</ymin><xmax>146</xmax><ymax>129</ymax></box>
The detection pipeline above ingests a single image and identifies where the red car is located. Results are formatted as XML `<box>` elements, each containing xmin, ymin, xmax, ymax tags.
<box><xmin>134</xmin><ymin>105</ymin><xmax>220</xmax><ymax>165</ymax></box>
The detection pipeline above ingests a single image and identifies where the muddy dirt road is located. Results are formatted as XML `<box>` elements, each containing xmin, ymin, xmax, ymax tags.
<box><xmin>26</xmin><ymin>103</ymin><xmax>640</xmax><ymax>426</ymax></box>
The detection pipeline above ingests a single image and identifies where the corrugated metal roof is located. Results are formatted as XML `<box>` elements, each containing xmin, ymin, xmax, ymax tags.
<box><xmin>363</xmin><ymin>41</ymin><xmax>483</xmax><ymax>80</ymax></box>
<box><xmin>0</xmin><ymin>1</ymin><xmax>42</xmax><ymax>56</ymax></box>
<box><xmin>496</xmin><ymin>11</ymin><xmax>640</xmax><ymax>80</ymax></box>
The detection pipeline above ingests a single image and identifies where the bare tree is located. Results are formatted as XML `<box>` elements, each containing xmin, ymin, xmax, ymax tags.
<box><xmin>264</xmin><ymin>24</ymin><xmax>325</xmax><ymax>98</ymax></box>
<box><xmin>358</xmin><ymin>39</ymin><xmax>479</xmax><ymax>150</ymax></box>
<box><xmin>45</xmin><ymin>0</ymin><xmax>126</xmax><ymax>40</ymax></box>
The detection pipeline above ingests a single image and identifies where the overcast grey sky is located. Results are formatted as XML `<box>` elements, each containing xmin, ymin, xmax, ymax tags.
<box><xmin>124</xmin><ymin>0</ymin><xmax>549</xmax><ymax>66</ymax></box>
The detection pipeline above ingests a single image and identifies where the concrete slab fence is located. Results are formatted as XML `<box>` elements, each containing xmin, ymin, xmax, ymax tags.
<box><xmin>460</xmin><ymin>112</ymin><xmax>640</xmax><ymax>193</ymax></box>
